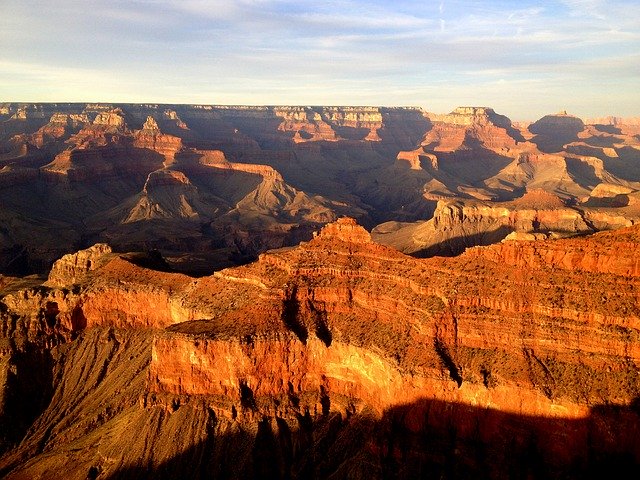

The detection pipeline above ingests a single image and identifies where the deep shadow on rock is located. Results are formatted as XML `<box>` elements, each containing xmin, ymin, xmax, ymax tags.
<box><xmin>99</xmin><ymin>396</ymin><xmax>640</xmax><ymax>480</ymax></box>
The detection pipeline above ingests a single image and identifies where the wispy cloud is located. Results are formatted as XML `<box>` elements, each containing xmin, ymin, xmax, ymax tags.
<box><xmin>560</xmin><ymin>0</ymin><xmax>606</xmax><ymax>19</ymax></box>
<box><xmin>1</xmin><ymin>0</ymin><xmax>639</xmax><ymax>119</ymax></box>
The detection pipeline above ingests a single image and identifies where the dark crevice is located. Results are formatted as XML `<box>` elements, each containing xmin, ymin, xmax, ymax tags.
<box><xmin>287</xmin><ymin>381</ymin><xmax>299</xmax><ymax>409</ymax></box>
<box><xmin>43</xmin><ymin>302</ymin><xmax>59</xmax><ymax>328</ymax></box>
<box><xmin>434</xmin><ymin>338</ymin><xmax>463</xmax><ymax>387</ymax></box>
<box><xmin>523</xmin><ymin>348</ymin><xmax>555</xmax><ymax>399</ymax></box>
<box><xmin>239</xmin><ymin>380</ymin><xmax>256</xmax><ymax>410</ymax></box>
<box><xmin>308</xmin><ymin>301</ymin><xmax>332</xmax><ymax>347</ymax></box>
<box><xmin>281</xmin><ymin>286</ymin><xmax>308</xmax><ymax>344</ymax></box>
<box><xmin>319</xmin><ymin>385</ymin><xmax>330</xmax><ymax>415</ymax></box>
<box><xmin>481</xmin><ymin>366</ymin><xmax>495</xmax><ymax>389</ymax></box>
<box><xmin>70</xmin><ymin>305</ymin><xmax>87</xmax><ymax>337</ymax></box>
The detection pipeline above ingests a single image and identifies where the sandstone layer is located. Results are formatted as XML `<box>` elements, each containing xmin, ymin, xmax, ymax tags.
<box><xmin>0</xmin><ymin>218</ymin><xmax>639</xmax><ymax>478</ymax></box>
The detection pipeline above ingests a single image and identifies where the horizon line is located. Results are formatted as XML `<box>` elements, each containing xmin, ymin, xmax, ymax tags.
<box><xmin>2</xmin><ymin>101</ymin><xmax>636</xmax><ymax>123</ymax></box>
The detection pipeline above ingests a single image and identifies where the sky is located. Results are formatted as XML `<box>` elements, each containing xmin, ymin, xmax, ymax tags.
<box><xmin>1</xmin><ymin>0</ymin><xmax>639</xmax><ymax>121</ymax></box>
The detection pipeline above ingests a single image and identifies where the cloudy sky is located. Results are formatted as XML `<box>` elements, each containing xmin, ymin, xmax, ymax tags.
<box><xmin>1</xmin><ymin>0</ymin><xmax>639</xmax><ymax>120</ymax></box>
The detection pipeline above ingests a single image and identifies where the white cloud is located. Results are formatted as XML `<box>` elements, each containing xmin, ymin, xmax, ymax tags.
<box><xmin>561</xmin><ymin>0</ymin><xmax>606</xmax><ymax>19</ymax></box>
<box><xmin>0</xmin><ymin>0</ymin><xmax>638</xmax><ymax>119</ymax></box>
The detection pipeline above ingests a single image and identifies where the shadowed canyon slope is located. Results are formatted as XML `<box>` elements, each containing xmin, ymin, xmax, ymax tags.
<box><xmin>0</xmin><ymin>218</ymin><xmax>640</xmax><ymax>478</ymax></box>
<box><xmin>2</xmin><ymin>103</ymin><xmax>640</xmax><ymax>274</ymax></box>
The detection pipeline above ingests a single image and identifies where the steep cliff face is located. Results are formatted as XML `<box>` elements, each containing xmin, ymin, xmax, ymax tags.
<box><xmin>41</xmin><ymin>144</ymin><xmax>166</xmax><ymax>184</ymax></box>
<box><xmin>274</xmin><ymin>107</ymin><xmax>339</xmax><ymax>143</ymax></box>
<box><xmin>132</xmin><ymin>116</ymin><xmax>183</xmax><ymax>163</ymax></box>
<box><xmin>29</xmin><ymin>113</ymin><xmax>87</xmax><ymax>148</ymax></box>
<box><xmin>424</xmin><ymin>106</ymin><xmax>522</xmax><ymax>152</ymax></box>
<box><xmin>46</xmin><ymin>243</ymin><xmax>113</xmax><ymax>287</ymax></box>
<box><xmin>478</xmin><ymin>223</ymin><xmax>640</xmax><ymax>276</ymax></box>
<box><xmin>1</xmin><ymin>218</ymin><xmax>639</xmax><ymax>478</ymax></box>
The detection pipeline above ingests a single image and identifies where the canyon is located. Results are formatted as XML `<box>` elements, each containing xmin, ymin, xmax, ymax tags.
<box><xmin>0</xmin><ymin>217</ymin><xmax>639</xmax><ymax>478</ymax></box>
<box><xmin>2</xmin><ymin>103</ymin><xmax>640</xmax><ymax>275</ymax></box>
<box><xmin>1</xmin><ymin>103</ymin><xmax>640</xmax><ymax>478</ymax></box>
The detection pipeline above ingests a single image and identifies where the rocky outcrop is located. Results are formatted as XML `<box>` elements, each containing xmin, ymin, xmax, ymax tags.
<box><xmin>312</xmin><ymin>216</ymin><xmax>372</xmax><ymax>243</ymax></box>
<box><xmin>141</xmin><ymin>116</ymin><xmax>159</xmax><ymax>132</ymax></box>
<box><xmin>275</xmin><ymin>107</ymin><xmax>339</xmax><ymax>143</ymax></box>
<box><xmin>478</xmin><ymin>223</ymin><xmax>640</xmax><ymax>277</ymax></box>
<box><xmin>429</xmin><ymin>106</ymin><xmax>512</xmax><ymax>128</ymax></box>
<box><xmin>132</xmin><ymin>116</ymin><xmax>182</xmax><ymax>163</ymax></box>
<box><xmin>163</xmin><ymin>109</ymin><xmax>189</xmax><ymax>129</ymax></box>
<box><xmin>424</xmin><ymin>106</ymin><xmax>522</xmax><ymax>152</ymax></box>
<box><xmin>320</xmin><ymin>106</ymin><xmax>383</xmax><ymax>141</ymax></box>
<box><xmin>56</xmin><ymin>108</ymin><xmax>129</xmax><ymax>149</ymax></box>
<box><xmin>9</xmin><ymin>108</ymin><xmax>27</xmax><ymax>121</ymax></box>
<box><xmin>395</xmin><ymin>147</ymin><xmax>438</xmax><ymax>170</ymax></box>
<box><xmin>92</xmin><ymin>109</ymin><xmax>126</xmax><ymax>129</ymax></box>
<box><xmin>28</xmin><ymin>113</ymin><xmax>89</xmax><ymax>148</ymax></box>
<box><xmin>371</xmin><ymin>195</ymin><xmax>598</xmax><ymax>256</ymax></box>
<box><xmin>46</xmin><ymin>243</ymin><xmax>113</xmax><ymax>287</ymax></box>
<box><xmin>1</xmin><ymin>218</ymin><xmax>640</xmax><ymax>477</ymax></box>
<box><xmin>121</xmin><ymin>169</ymin><xmax>206</xmax><ymax>222</ymax></box>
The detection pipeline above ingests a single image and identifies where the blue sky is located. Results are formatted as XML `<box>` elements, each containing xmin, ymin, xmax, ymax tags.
<box><xmin>1</xmin><ymin>0</ymin><xmax>639</xmax><ymax>120</ymax></box>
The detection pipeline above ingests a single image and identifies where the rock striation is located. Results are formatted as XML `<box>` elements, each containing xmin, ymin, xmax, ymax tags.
<box><xmin>46</xmin><ymin>243</ymin><xmax>113</xmax><ymax>287</ymax></box>
<box><xmin>0</xmin><ymin>218</ymin><xmax>639</xmax><ymax>478</ymax></box>
<box><xmin>132</xmin><ymin>116</ymin><xmax>183</xmax><ymax>163</ymax></box>
<box><xmin>370</xmin><ymin>188</ymin><xmax>638</xmax><ymax>257</ymax></box>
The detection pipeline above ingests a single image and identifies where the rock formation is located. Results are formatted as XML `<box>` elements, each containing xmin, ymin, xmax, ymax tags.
<box><xmin>371</xmin><ymin>187</ymin><xmax>640</xmax><ymax>257</ymax></box>
<box><xmin>45</xmin><ymin>243</ymin><xmax>113</xmax><ymax>287</ymax></box>
<box><xmin>1</xmin><ymin>102</ymin><xmax>640</xmax><ymax>277</ymax></box>
<box><xmin>0</xmin><ymin>217</ymin><xmax>639</xmax><ymax>478</ymax></box>
<box><xmin>529</xmin><ymin>113</ymin><xmax>585</xmax><ymax>153</ymax></box>
<box><xmin>132</xmin><ymin>116</ymin><xmax>183</xmax><ymax>164</ymax></box>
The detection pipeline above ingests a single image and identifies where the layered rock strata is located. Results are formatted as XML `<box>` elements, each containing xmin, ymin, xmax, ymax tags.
<box><xmin>372</xmin><ymin>187</ymin><xmax>640</xmax><ymax>257</ymax></box>
<box><xmin>0</xmin><ymin>218</ymin><xmax>639</xmax><ymax>478</ymax></box>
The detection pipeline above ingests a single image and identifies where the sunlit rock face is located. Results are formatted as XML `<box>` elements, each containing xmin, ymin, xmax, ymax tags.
<box><xmin>0</xmin><ymin>217</ymin><xmax>639</xmax><ymax>478</ymax></box>
<box><xmin>45</xmin><ymin>243</ymin><xmax>113</xmax><ymax>287</ymax></box>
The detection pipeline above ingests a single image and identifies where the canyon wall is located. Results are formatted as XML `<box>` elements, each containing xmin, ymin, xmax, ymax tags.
<box><xmin>0</xmin><ymin>218</ymin><xmax>639</xmax><ymax>478</ymax></box>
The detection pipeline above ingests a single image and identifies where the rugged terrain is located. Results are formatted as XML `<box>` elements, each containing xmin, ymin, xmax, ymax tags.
<box><xmin>2</xmin><ymin>103</ymin><xmax>640</xmax><ymax>274</ymax></box>
<box><xmin>2</xmin><ymin>103</ymin><xmax>640</xmax><ymax>478</ymax></box>
<box><xmin>0</xmin><ymin>217</ymin><xmax>639</xmax><ymax>479</ymax></box>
